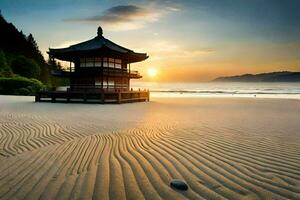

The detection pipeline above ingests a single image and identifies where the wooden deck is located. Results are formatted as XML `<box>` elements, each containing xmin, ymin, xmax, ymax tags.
<box><xmin>35</xmin><ymin>90</ymin><xmax>150</xmax><ymax>104</ymax></box>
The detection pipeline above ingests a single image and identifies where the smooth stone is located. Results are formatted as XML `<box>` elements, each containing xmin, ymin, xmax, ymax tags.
<box><xmin>170</xmin><ymin>179</ymin><xmax>189</xmax><ymax>191</ymax></box>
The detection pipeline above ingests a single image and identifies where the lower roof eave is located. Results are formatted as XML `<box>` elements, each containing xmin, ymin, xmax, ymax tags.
<box><xmin>48</xmin><ymin>49</ymin><xmax>148</xmax><ymax>64</ymax></box>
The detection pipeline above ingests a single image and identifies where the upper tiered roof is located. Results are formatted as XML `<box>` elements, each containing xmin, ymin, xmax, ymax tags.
<box><xmin>48</xmin><ymin>27</ymin><xmax>148</xmax><ymax>63</ymax></box>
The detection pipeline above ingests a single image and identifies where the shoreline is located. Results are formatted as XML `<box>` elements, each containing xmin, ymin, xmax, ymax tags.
<box><xmin>2</xmin><ymin>93</ymin><xmax>300</xmax><ymax>101</ymax></box>
<box><xmin>150</xmin><ymin>92</ymin><xmax>300</xmax><ymax>100</ymax></box>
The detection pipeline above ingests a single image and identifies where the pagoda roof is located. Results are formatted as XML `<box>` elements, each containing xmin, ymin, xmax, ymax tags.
<box><xmin>48</xmin><ymin>27</ymin><xmax>148</xmax><ymax>63</ymax></box>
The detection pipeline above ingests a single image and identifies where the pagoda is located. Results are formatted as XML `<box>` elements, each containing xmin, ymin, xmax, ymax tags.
<box><xmin>36</xmin><ymin>27</ymin><xmax>149</xmax><ymax>103</ymax></box>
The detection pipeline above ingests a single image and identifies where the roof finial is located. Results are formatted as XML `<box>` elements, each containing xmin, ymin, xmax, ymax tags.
<box><xmin>97</xmin><ymin>26</ymin><xmax>103</xmax><ymax>37</ymax></box>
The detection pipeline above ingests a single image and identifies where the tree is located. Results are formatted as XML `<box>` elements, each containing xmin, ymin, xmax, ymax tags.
<box><xmin>11</xmin><ymin>56</ymin><xmax>40</xmax><ymax>79</ymax></box>
<box><xmin>39</xmin><ymin>64</ymin><xmax>51</xmax><ymax>86</ymax></box>
<box><xmin>27</xmin><ymin>34</ymin><xmax>38</xmax><ymax>50</ymax></box>
<box><xmin>0</xmin><ymin>49</ymin><xmax>12</xmax><ymax>77</ymax></box>
<box><xmin>27</xmin><ymin>33</ymin><xmax>45</xmax><ymax>64</ymax></box>
<box><xmin>0</xmin><ymin>14</ymin><xmax>53</xmax><ymax>85</ymax></box>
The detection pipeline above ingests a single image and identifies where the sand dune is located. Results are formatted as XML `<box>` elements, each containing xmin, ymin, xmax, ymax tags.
<box><xmin>0</xmin><ymin>95</ymin><xmax>300</xmax><ymax>199</ymax></box>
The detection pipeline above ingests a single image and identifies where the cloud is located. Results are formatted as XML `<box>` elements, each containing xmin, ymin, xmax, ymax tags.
<box><xmin>51</xmin><ymin>40</ymin><xmax>82</xmax><ymax>48</ymax></box>
<box><xmin>191</xmin><ymin>48</ymin><xmax>215</xmax><ymax>55</ymax></box>
<box><xmin>139</xmin><ymin>40</ymin><xmax>215</xmax><ymax>61</ymax></box>
<box><xmin>96</xmin><ymin>5</ymin><xmax>150</xmax><ymax>22</ymax></box>
<box><xmin>64</xmin><ymin>4</ymin><xmax>176</xmax><ymax>30</ymax></box>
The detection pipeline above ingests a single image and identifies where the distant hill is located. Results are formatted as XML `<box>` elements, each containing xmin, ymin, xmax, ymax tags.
<box><xmin>213</xmin><ymin>71</ymin><xmax>300</xmax><ymax>82</ymax></box>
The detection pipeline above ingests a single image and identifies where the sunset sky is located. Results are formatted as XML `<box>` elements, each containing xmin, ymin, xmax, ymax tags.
<box><xmin>1</xmin><ymin>0</ymin><xmax>300</xmax><ymax>82</ymax></box>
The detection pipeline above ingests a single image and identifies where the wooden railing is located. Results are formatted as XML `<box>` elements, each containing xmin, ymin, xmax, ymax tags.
<box><xmin>35</xmin><ymin>89</ymin><xmax>150</xmax><ymax>104</ymax></box>
<box><xmin>51</xmin><ymin>68</ymin><xmax>142</xmax><ymax>78</ymax></box>
<box><xmin>69</xmin><ymin>86</ymin><xmax>129</xmax><ymax>93</ymax></box>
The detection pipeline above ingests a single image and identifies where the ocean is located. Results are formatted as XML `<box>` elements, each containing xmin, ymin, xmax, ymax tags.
<box><xmin>131</xmin><ymin>82</ymin><xmax>300</xmax><ymax>99</ymax></box>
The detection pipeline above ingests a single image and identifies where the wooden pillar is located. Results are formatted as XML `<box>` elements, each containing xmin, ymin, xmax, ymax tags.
<box><xmin>128</xmin><ymin>78</ymin><xmax>130</xmax><ymax>91</ymax></box>
<box><xmin>117</xmin><ymin>92</ymin><xmax>121</xmax><ymax>104</ymax></box>
<box><xmin>128</xmin><ymin>63</ymin><xmax>131</xmax><ymax>89</ymax></box>
<box><xmin>101</xmin><ymin>57</ymin><xmax>104</xmax><ymax>89</ymax></box>
<box><xmin>93</xmin><ymin>57</ymin><xmax>96</xmax><ymax>89</ymax></box>
<box><xmin>35</xmin><ymin>93</ymin><xmax>40</xmax><ymax>102</ymax></box>
<box><xmin>138</xmin><ymin>88</ymin><xmax>141</xmax><ymax>100</ymax></box>
<box><xmin>101</xmin><ymin>91</ymin><xmax>105</xmax><ymax>103</ymax></box>
<box><xmin>107</xmin><ymin>68</ymin><xmax>109</xmax><ymax>91</ymax></box>
<box><xmin>113</xmin><ymin>58</ymin><xmax>116</xmax><ymax>91</ymax></box>
<box><xmin>106</xmin><ymin>77</ymin><xmax>108</xmax><ymax>91</ymax></box>
<box><xmin>51</xmin><ymin>93</ymin><xmax>56</xmax><ymax>103</ymax></box>
<box><xmin>114</xmin><ymin>78</ymin><xmax>116</xmax><ymax>92</ymax></box>
<box><xmin>107</xmin><ymin>57</ymin><xmax>109</xmax><ymax>91</ymax></box>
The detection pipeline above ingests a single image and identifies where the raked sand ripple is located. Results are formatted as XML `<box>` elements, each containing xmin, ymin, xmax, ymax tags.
<box><xmin>0</xmin><ymin>96</ymin><xmax>300</xmax><ymax>199</ymax></box>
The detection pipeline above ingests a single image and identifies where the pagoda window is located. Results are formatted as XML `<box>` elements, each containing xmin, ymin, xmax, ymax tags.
<box><xmin>80</xmin><ymin>58</ymin><xmax>86</xmax><ymax>67</ymax></box>
<box><xmin>86</xmin><ymin>58</ymin><xmax>94</xmax><ymax>67</ymax></box>
<box><xmin>95</xmin><ymin>81</ymin><xmax>102</xmax><ymax>87</ymax></box>
<box><xmin>109</xmin><ymin>58</ymin><xmax>114</xmax><ymax>68</ymax></box>
<box><xmin>108</xmin><ymin>78</ymin><xmax>115</xmax><ymax>89</ymax></box>
<box><xmin>103</xmin><ymin>80</ymin><xmax>115</xmax><ymax>88</ymax></box>
<box><xmin>115</xmin><ymin>59</ymin><xmax>122</xmax><ymax>69</ymax></box>
<box><xmin>103</xmin><ymin>57</ymin><xmax>108</xmax><ymax>67</ymax></box>
<box><xmin>81</xmin><ymin>57</ymin><xmax>122</xmax><ymax>68</ymax></box>
<box><xmin>95</xmin><ymin>57</ymin><xmax>102</xmax><ymax>67</ymax></box>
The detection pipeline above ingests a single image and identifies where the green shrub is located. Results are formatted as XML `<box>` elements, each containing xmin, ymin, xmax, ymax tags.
<box><xmin>0</xmin><ymin>76</ymin><xmax>46</xmax><ymax>95</ymax></box>
<box><xmin>11</xmin><ymin>56</ymin><xmax>40</xmax><ymax>79</ymax></box>
<box><xmin>15</xmin><ymin>88</ymin><xmax>31</xmax><ymax>95</ymax></box>
<box><xmin>0</xmin><ymin>49</ymin><xmax>13</xmax><ymax>77</ymax></box>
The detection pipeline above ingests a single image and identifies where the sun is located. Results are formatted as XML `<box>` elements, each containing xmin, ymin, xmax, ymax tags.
<box><xmin>147</xmin><ymin>68</ymin><xmax>157</xmax><ymax>77</ymax></box>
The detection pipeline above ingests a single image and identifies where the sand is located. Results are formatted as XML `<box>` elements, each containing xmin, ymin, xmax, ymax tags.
<box><xmin>0</xmin><ymin>95</ymin><xmax>299</xmax><ymax>200</ymax></box>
